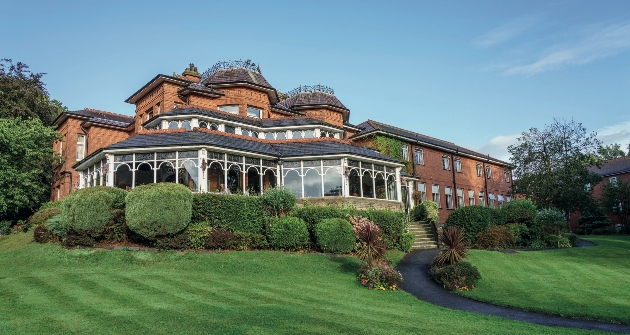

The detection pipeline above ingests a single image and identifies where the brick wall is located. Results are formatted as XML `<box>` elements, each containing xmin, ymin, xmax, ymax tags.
<box><xmin>301</xmin><ymin>108</ymin><xmax>344</xmax><ymax>127</ymax></box>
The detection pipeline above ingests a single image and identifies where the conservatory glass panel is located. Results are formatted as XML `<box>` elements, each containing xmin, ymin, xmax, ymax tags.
<box><xmin>156</xmin><ymin>162</ymin><xmax>176</xmax><ymax>183</ymax></box>
<box><xmin>387</xmin><ymin>175</ymin><xmax>397</xmax><ymax>200</ymax></box>
<box><xmin>324</xmin><ymin>168</ymin><xmax>342</xmax><ymax>197</ymax></box>
<box><xmin>303</xmin><ymin>168</ymin><xmax>322</xmax><ymax>198</ymax></box>
<box><xmin>247</xmin><ymin>168</ymin><xmax>261</xmax><ymax>195</ymax></box>
<box><xmin>362</xmin><ymin>171</ymin><xmax>374</xmax><ymax>198</ymax></box>
<box><xmin>349</xmin><ymin>170</ymin><xmax>361</xmax><ymax>197</ymax></box>
<box><xmin>375</xmin><ymin>174</ymin><xmax>386</xmax><ymax>199</ymax></box>
<box><xmin>134</xmin><ymin>162</ymin><xmax>154</xmax><ymax>187</ymax></box>
<box><xmin>284</xmin><ymin>169</ymin><xmax>302</xmax><ymax>198</ymax></box>
<box><xmin>179</xmin><ymin>160</ymin><xmax>199</xmax><ymax>191</ymax></box>
<box><xmin>114</xmin><ymin>164</ymin><xmax>132</xmax><ymax>189</ymax></box>
<box><xmin>227</xmin><ymin>166</ymin><xmax>241</xmax><ymax>194</ymax></box>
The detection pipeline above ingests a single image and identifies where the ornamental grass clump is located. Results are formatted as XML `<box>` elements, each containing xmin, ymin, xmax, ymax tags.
<box><xmin>350</xmin><ymin>216</ymin><xmax>387</xmax><ymax>268</ymax></box>
<box><xmin>433</xmin><ymin>226</ymin><xmax>468</xmax><ymax>267</ymax></box>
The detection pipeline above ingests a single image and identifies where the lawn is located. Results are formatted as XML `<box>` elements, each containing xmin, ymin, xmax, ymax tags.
<box><xmin>0</xmin><ymin>233</ymin><xmax>609</xmax><ymax>335</ymax></box>
<box><xmin>461</xmin><ymin>235</ymin><xmax>630</xmax><ymax>323</ymax></box>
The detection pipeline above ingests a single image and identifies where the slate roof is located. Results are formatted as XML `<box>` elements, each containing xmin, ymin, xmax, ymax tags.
<box><xmin>144</xmin><ymin>107</ymin><xmax>343</xmax><ymax>129</ymax></box>
<box><xmin>82</xmin><ymin>129</ymin><xmax>400</xmax><ymax>165</ymax></box>
<box><xmin>352</xmin><ymin>120</ymin><xmax>511</xmax><ymax>166</ymax></box>
<box><xmin>178</xmin><ymin>82</ymin><xmax>224</xmax><ymax>96</ymax></box>
<box><xmin>589</xmin><ymin>156</ymin><xmax>630</xmax><ymax>177</ymax></box>
<box><xmin>202</xmin><ymin>67</ymin><xmax>273</xmax><ymax>89</ymax></box>
<box><xmin>277</xmin><ymin>91</ymin><xmax>348</xmax><ymax>111</ymax></box>
<box><xmin>55</xmin><ymin>109</ymin><xmax>134</xmax><ymax>128</ymax></box>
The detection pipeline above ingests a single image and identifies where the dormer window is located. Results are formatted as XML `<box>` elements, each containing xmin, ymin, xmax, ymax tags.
<box><xmin>219</xmin><ymin>105</ymin><xmax>239</xmax><ymax>115</ymax></box>
<box><xmin>247</xmin><ymin>106</ymin><xmax>261</xmax><ymax>118</ymax></box>
<box><xmin>168</xmin><ymin>121</ymin><xmax>178</xmax><ymax>129</ymax></box>
<box><xmin>304</xmin><ymin>130</ymin><xmax>315</xmax><ymax>138</ymax></box>
<box><xmin>181</xmin><ymin>121</ymin><xmax>191</xmax><ymax>130</ymax></box>
<box><xmin>210</xmin><ymin>123</ymin><xmax>219</xmax><ymax>131</ymax></box>
<box><xmin>199</xmin><ymin>121</ymin><xmax>208</xmax><ymax>128</ymax></box>
<box><xmin>276</xmin><ymin>131</ymin><xmax>286</xmax><ymax>140</ymax></box>
<box><xmin>225</xmin><ymin>126</ymin><xmax>235</xmax><ymax>134</ymax></box>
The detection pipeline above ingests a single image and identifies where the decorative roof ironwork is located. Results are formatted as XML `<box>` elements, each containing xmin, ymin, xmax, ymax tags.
<box><xmin>200</xmin><ymin>60</ymin><xmax>261</xmax><ymax>84</ymax></box>
<box><xmin>286</xmin><ymin>85</ymin><xmax>334</xmax><ymax>98</ymax></box>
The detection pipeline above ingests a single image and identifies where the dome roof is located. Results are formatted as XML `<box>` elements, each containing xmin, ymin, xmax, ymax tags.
<box><xmin>200</xmin><ymin>60</ymin><xmax>273</xmax><ymax>89</ymax></box>
<box><xmin>277</xmin><ymin>85</ymin><xmax>348</xmax><ymax>111</ymax></box>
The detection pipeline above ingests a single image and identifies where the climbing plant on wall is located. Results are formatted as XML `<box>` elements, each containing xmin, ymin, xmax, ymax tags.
<box><xmin>372</xmin><ymin>135</ymin><xmax>412</xmax><ymax>173</ymax></box>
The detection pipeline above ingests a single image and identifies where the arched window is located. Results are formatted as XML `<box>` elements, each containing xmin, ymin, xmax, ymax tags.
<box><xmin>179</xmin><ymin>160</ymin><xmax>198</xmax><ymax>191</ymax></box>
<box><xmin>157</xmin><ymin>162</ymin><xmax>176</xmax><ymax>183</ymax></box>
<box><xmin>114</xmin><ymin>164</ymin><xmax>132</xmax><ymax>189</ymax></box>
<box><xmin>227</xmin><ymin>166</ymin><xmax>241</xmax><ymax>193</ymax></box>
<box><xmin>303</xmin><ymin>168</ymin><xmax>322</xmax><ymax>197</ymax></box>
<box><xmin>135</xmin><ymin>162</ymin><xmax>154</xmax><ymax>187</ymax></box>
<box><xmin>168</xmin><ymin>121</ymin><xmax>179</xmax><ymax>129</ymax></box>
<box><xmin>320</xmin><ymin>131</ymin><xmax>328</xmax><ymax>138</ymax></box>
<box><xmin>181</xmin><ymin>121</ymin><xmax>191</xmax><ymax>130</ymax></box>
<box><xmin>241</xmin><ymin>129</ymin><xmax>250</xmax><ymax>136</ymax></box>
<box><xmin>210</xmin><ymin>123</ymin><xmax>219</xmax><ymax>131</ymax></box>
<box><xmin>284</xmin><ymin>170</ymin><xmax>301</xmax><ymax>198</ymax></box>
<box><xmin>375</xmin><ymin>174</ymin><xmax>386</xmax><ymax>199</ymax></box>
<box><xmin>207</xmin><ymin>163</ymin><xmax>223</xmax><ymax>192</ymax></box>
<box><xmin>263</xmin><ymin>170</ymin><xmax>276</xmax><ymax>191</ymax></box>
<box><xmin>349</xmin><ymin>169</ymin><xmax>361</xmax><ymax>197</ymax></box>
<box><xmin>251</xmin><ymin>131</ymin><xmax>258</xmax><ymax>138</ymax></box>
<box><xmin>293</xmin><ymin>131</ymin><xmax>304</xmax><ymax>139</ymax></box>
<box><xmin>247</xmin><ymin>168</ymin><xmax>261</xmax><ymax>195</ymax></box>
<box><xmin>265</xmin><ymin>132</ymin><xmax>275</xmax><ymax>140</ymax></box>
<box><xmin>324</xmin><ymin>168</ymin><xmax>342</xmax><ymax>196</ymax></box>
<box><xmin>199</xmin><ymin>121</ymin><xmax>208</xmax><ymax>129</ymax></box>
<box><xmin>304</xmin><ymin>130</ymin><xmax>315</xmax><ymax>139</ymax></box>
<box><xmin>276</xmin><ymin>131</ymin><xmax>286</xmax><ymax>140</ymax></box>
<box><xmin>362</xmin><ymin>171</ymin><xmax>374</xmax><ymax>198</ymax></box>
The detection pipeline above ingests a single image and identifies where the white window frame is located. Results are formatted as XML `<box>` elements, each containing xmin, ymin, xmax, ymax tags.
<box><xmin>442</xmin><ymin>155</ymin><xmax>450</xmax><ymax>170</ymax></box>
<box><xmin>479</xmin><ymin>191</ymin><xmax>485</xmax><ymax>206</ymax></box>
<box><xmin>247</xmin><ymin>106</ymin><xmax>262</xmax><ymax>118</ymax></box>
<box><xmin>468</xmin><ymin>190</ymin><xmax>475</xmax><ymax>206</ymax></box>
<box><xmin>415</xmin><ymin>149</ymin><xmax>424</xmax><ymax>165</ymax></box>
<box><xmin>402</xmin><ymin>145</ymin><xmax>409</xmax><ymax>161</ymax></box>
<box><xmin>218</xmin><ymin>105</ymin><xmax>240</xmax><ymax>115</ymax></box>
<box><xmin>432</xmin><ymin>184</ymin><xmax>441</xmax><ymax>208</ymax></box>
<box><xmin>489</xmin><ymin>193</ymin><xmax>496</xmax><ymax>208</ymax></box>
<box><xmin>417</xmin><ymin>182</ymin><xmax>426</xmax><ymax>202</ymax></box>
<box><xmin>457</xmin><ymin>188</ymin><xmax>464</xmax><ymax>208</ymax></box>
<box><xmin>76</xmin><ymin>134</ymin><xmax>86</xmax><ymax>161</ymax></box>
<box><xmin>610</xmin><ymin>177</ymin><xmax>618</xmax><ymax>186</ymax></box>
<box><xmin>485</xmin><ymin>166</ymin><xmax>492</xmax><ymax>179</ymax></box>
<box><xmin>476</xmin><ymin>163</ymin><xmax>482</xmax><ymax>177</ymax></box>
<box><xmin>445</xmin><ymin>186</ymin><xmax>453</xmax><ymax>209</ymax></box>
<box><xmin>454</xmin><ymin>159</ymin><xmax>461</xmax><ymax>172</ymax></box>
<box><xmin>504</xmin><ymin>170</ymin><xmax>510</xmax><ymax>182</ymax></box>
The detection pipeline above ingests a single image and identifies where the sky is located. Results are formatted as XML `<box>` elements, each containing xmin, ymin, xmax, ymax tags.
<box><xmin>2</xmin><ymin>0</ymin><xmax>629</xmax><ymax>161</ymax></box>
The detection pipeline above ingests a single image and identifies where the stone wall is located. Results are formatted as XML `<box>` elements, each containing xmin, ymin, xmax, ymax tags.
<box><xmin>295</xmin><ymin>196</ymin><xmax>403</xmax><ymax>211</ymax></box>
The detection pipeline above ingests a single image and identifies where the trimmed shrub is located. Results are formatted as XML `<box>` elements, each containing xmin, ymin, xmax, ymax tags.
<box><xmin>430</xmin><ymin>261</ymin><xmax>481</xmax><ymax>291</ymax></box>
<box><xmin>268</xmin><ymin>217</ymin><xmax>309</xmax><ymax>250</ymax></box>
<box><xmin>45</xmin><ymin>214</ymin><xmax>65</xmax><ymax>237</ymax></box>
<box><xmin>250</xmin><ymin>234</ymin><xmax>269</xmax><ymax>249</ymax></box>
<box><xmin>63</xmin><ymin>233</ymin><xmax>96</xmax><ymax>247</ymax></box>
<box><xmin>192</xmin><ymin>193</ymin><xmax>266</xmax><ymax>234</ymax></box>
<box><xmin>187</xmin><ymin>222</ymin><xmax>212</xmax><ymax>250</ymax></box>
<box><xmin>502</xmin><ymin>199</ymin><xmax>537</xmax><ymax>226</ymax></box>
<box><xmin>33</xmin><ymin>225</ymin><xmax>53</xmax><ymax>243</ymax></box>
<box><xmin>506</xmin><ymin>223</ymin><xmax>530</xmax><ymax>247</ymax></box>
<box><xmin>411</xmin><ymin>201</ymin><xmax>439</xmax><ymax>223</ymax></box>
<box><xmin>475</xmin><ymin>226</ymin><xmax>515</xmax><ymax>250</ymax></box>
<box><xmin>38</xmin><ymin>201</ymin><xmax>63</xmax><ymax>211</ymax></box>
<box><xmin>126</xmin><ymin>183</ymin><xmax>192</xmax><ymax>239</ymax></box>
<box><xmin>563</xmin><ymin>232</ymin><xmax>578</xmax><ymax>247</ymax></box>
<box><xmin>232</xmin><ymin>232</ymin><xmax>252</xmax><ymax>250</ymax></box>
<box><xmin>28</xmin><ymin>208</ymin><xmax>61</xmax><ymax>231</ymax></box>
<box><xmin>358</xmin><ymin>262</ymin><xmax>402</xmax><ymax>290</ymax></box>
<box><xmin>205</xmin><ymin>230</ymin><xmax>234</xmax><ymax>250</ymax></box>
<box><xmin>444</xmin><ymin>206</ymin><xmax>505</xmax><ymax>246</ymax></box>
<box><xmin>292</xmin><ymin>205</ymin><xmax>345</xmax><ymax>232</ymax></box>
<box><xmin>155</xmin><ymin>234</ymin><xmax>189</xmax><ymax>251</ymax></box>
<box><xmin>259</xmin><ymin>187</ymin><xmax>296</xmax><ymax>217</ymax></box>
<box><xmin>399</xmin><ymin>232</ymin><xmax>415</xmax><ymax>253</ymax></box>
<box><xmin>314</xmin><ymin>218</ymin><xmax>355</xmax><ymax>254</ymax></box>
<box><xmin>60</xmin><ymin>186</ymin><xmax>127</xmax><ymax>238</ymax></box>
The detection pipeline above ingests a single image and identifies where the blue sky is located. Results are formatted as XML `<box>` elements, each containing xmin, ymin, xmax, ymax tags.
<box><xmin>2</xmin><ymin>0</ymin><xmax>629</xmax><ymax>160</ymax></box>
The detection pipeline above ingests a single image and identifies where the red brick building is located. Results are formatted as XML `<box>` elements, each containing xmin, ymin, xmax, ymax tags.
<box><xmin>51</xmin><ymin>60</ymin><xmax>511</xmax><ymax>217</ymax></box>
<box><xmin>569</xmin><ymin>156</ymin><xmax>630</xmax><ymax>228</ymax></box>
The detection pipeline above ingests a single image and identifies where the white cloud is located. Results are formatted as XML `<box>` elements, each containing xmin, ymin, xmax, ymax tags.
<box><xmin>475</xmin><ymin>134</ymin><xmax>520</xmax><ymax>162</ymax></box>
<box><xmin>503</xmin><ymin>23</ymin><xmax>630</xmax><ymax>76</ymax></box>
<box><xmin>473</xmin><ymin>15</ymin><xmax>542</xmax><ymax>48</ymax></box>
<box><xmin>597</xmin><ymin>120</ymin><xmax>630</xmax><ymax>150</ymax></box>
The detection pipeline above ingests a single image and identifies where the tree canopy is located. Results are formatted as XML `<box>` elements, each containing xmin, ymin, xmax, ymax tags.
<box><xmin>599</xmin><ymin>179</ymin><xmax>630</xmax><ymax>233</ymax></box>
<box><xmin>0</xmin><ymin>59</ymin><xmax>65</xmax><ymax>125</ymax></box>
<box><xmin>508</xmin><ymin>119</ymin><xmax>603</xmax><ymax>217</ymax></box>
<box><xmin>0</xmin><ymin>118</ymin><xmax>61</xmax><ymax>220</ymax></box>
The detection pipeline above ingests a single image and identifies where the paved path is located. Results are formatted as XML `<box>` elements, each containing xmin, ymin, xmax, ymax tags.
<box><xmin>395</xmin><ymin>247</ymin><xmax>630</xmax><ymax>334</ymax></box>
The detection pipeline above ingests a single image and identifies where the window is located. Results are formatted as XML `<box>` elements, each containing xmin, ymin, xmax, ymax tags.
<box><xmin>506</xmin><ymin>196</ymin><xmax>511</xmax><ymax>203</ymax></box>
<box><xmin>498</xmin><ymin>194</ymin><xmax>504</xmax><ymax>208</ymax></box>
<box><xmin>218</xmin><ymin>105</ymin><xmax>239</xmax><ymax>114</ymax></box>
<box><xmin>147</xmin><ymin>108</ymin><xmax>153</xmax><ymax>120</ymax></box>
<box><xmin>476</xmin><ymin>163</ymin><xmax>482</xmax><ymax>177</ymax></box>
<box><xmin>489</xmin><ymin>193</ymin><xmax>496</xmax><ymax>208</ymax></box>
<box><xmin>224</xmin><ymin>126</ymin><xmax>235</xmax><ymax>134</ymax></box>
<box><xmin>585</xmin><ymin>183</ymin><xmax>591</xmax><ymax>191</ymax></box>
<box><xmin>276</xmin><ymin>131</ymin><xmax>286</xmax><ymax>140</ymax></box>
<box><xmin>292</xmin><ymin>130</ymin><xmax>304</xmax><ymax>139</ymax></box>
<box><xmin>485</xmin><ymin>166</ymin><xmax>492</xmax><ymax>179</ymax></box>
<box><xmin>174</xmin><ymin>102</ymin><xmax>181</xmax><ymax>109</ymax></box>
<box><xmin>479</xmin><ymin>191</ymin><xmax>485</xmax><ymax>206</ymax></box>
<box><xmin>417</xmin><ymin>182</ymin><xmax>426</xmax><ymax>203</ymax></box>
<box><xmin>241</xmin><ymin>129</ymin><xmax>250</xmax><ymax>136</ymax></box>
<box><xmin>210</xmin><ymin>123</ymin><xmax>219</xmax><ymax>131</ymax></box>
<box><xmin>504</xmin><ymin>170</ymin><xmax>510</xmax><ymax>182</ymax></box>
<box><xmin>402</xmin><ymin>145</ymin><xmax>409</xmax><ymax>161</ymax></box>
<box><xmin>454</xmin><ymin>159</ymin><xmax>461</xmax><ymax>172</ymax></box>
<box><xmin>457</xmin><ymin>188</ymin><xmax>464</xmax><ymax>208</ymax></box>
<box><xmin>199</xmin><ymin>121</ymin><xmax>208</xmax><ymax>129</ymax></box>
<box><xmin>181</xmin><ymin>120</ymin><xmax>191</xmax><ymax>130</ymax></box>
<box><xmin>445</xmin><ymin>187</ymin><xmax>453</xmax><ymax>209</ymax></box>
<box><xmin>415</xmin><ymin>149</ymin><xmax>424</xmax><ymax>165</ymax></box>
<box><xmin>76</xmin><ymin>134</ymin><xmax>86</xmax><ymax>160</ymax></box>
<box><xmin>304</xmin><ymin>130</ymin><xmax>315</xmax><ymax>139</ymax></box>
<box><xmin>157</xmin><ymin>102</ymin><xmax>161</xmax><ymax>114</ymax></box>
<box><xmin>610</xmin><ymin>177</ymin><xmax>618</xmax><ymax>185</ymax></box>
<box><xmin>468</xmin><ymin>190</ymin><xmax>475</xmax><ymax>206</ymax></box>
<box><xmin>247</xmin><ymin>106</ymin><xmax>261</xmax><ymax>118</ymax></box>
<box><xmin>432</xmin><ymin>184</ymin><xmax>441</xmax><ymax>208</ymax></box>
<box><xmin>442</xmin><ymin>155</ymin><xmax>450</xmax><ymax>170</ymax></box>
<box><xmin>265</xmin><ymin>132</ymin><xmax>275</xmax><ymax>140</ymax></box>
<box><xmin>59</xmin><ymin>141</ymin><xmax>63</xmax><ymax>156</ymax></box>
<box><xmin>168</xmin><ymin>121</ymin><xmax>178</xmax><ymax>129</ymax></box>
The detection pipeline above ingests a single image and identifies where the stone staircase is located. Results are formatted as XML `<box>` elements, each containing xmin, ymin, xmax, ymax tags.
<box><xmin>407</xmin><ymin>221</ymin><xmax>438</xmax><ymax>250</ymax></box>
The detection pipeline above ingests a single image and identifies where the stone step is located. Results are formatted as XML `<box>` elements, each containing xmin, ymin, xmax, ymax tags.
<box><xmin>412</xmin><ymin>244</ymin><xmax>438</xmax><ymax>250</ymax></box>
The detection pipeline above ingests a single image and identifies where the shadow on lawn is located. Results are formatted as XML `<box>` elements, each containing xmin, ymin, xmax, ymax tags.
<box><xmin>327</xmin><ymin>255</ymin><xmax>360</xmax><ymax>274</ymax></box>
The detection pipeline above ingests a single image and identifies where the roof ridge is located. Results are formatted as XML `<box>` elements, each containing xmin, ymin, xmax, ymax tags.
<box><xmin>84</xmin><ymin>108</ymin><xmax>134</xmax><ymax>120</ymax></box>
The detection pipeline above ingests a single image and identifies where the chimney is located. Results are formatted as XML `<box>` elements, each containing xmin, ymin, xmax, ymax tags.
<box><xmin>182</xmin><ymin>63</ymin><xmax>201</xmax><ymax>83</ymax></box>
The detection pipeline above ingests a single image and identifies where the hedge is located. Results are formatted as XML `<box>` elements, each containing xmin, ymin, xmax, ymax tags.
<box><xmin>292</xmin><ymin>205</ymin><xmax>406</xmax><ymax>249</ymax></box>
<box><xmin>28</xmin><ymin>207</ymin><xmax>60</xmax><ymax>230</ymax></box>
<box><xmin>268</xmin><ymin>217</ymin><xmax>309</xmax><ymax>250</ymax></box>
<box><xmin>314</xmin><ymin>218</ymin><xmax>355</xmax><ymax>254</ymax></box>
<box><xmin>502</xmin><ymin>199</ymin><xmax>537</xmax><ymax>226</ymax></box>
<box><xmin>192</xmin><ymin>193</ymin><xmax>267</xmax><ymax>234</ymax></box>
<box><xmin>126</xmin><ymin>183</ymin><xmax>192</xmax><ymax>239</ymax></box>
<box><xmin>444</xmin><ymin>206</ymin><xmax>505</xmax><ymax>246</ymax></box>
<box><xmin>60</xmin><ymin>186</ymin><xmax>127</xmax><ymax>238</ymax></box>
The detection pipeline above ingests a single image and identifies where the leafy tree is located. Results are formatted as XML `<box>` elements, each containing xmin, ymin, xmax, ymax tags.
<box><xmin>0</xmin><ymin>59</ymin><xmax>65</xmax><ymax>125</ymax></box>
<box><xmin>508</xmin><ymin>119</ymin><xmax>602</xmax><ymax>219</ymax></box>
<box><xmin>597</xmin><ymin>144</ymin><xmax>627</xmax><ymax>161</ymax></box>
<box><xmin>0</xmin><ymin>118</ymin><xmax>61</xmax><ymax>221</ymax></box>
<box><xmin>599</xmin><ymin>179</ymin><xmax>630</xmax><ymax>233</ymax></box>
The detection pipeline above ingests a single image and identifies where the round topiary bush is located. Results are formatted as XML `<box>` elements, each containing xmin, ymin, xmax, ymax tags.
<box><xmin>314</xmin><ymin>218</ymin><xmax>355</xmax><ymax>254</ymax></box>
<box><xmin>268</xmin><ymin>216</ymin><xmax>309</xmax><ymax>250</ymax></box>
<box><xmin>259</xmin><ymin>187</ymin><xmax>296</xmax><ymax>217</ymax></box>
<box><xmin>60</xmin><ymin>186</ymin><xmax>127</xmax><ymax>238</ymax></box>
<box><xmin>125</xmin><ymin>183</ymin><xmax>193</xmax><ymax>239</ymax></box>
<box><xmin>444</xmin><ymin>206</ymin><xmax>505</xmax><ymax>246</ymax></box>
